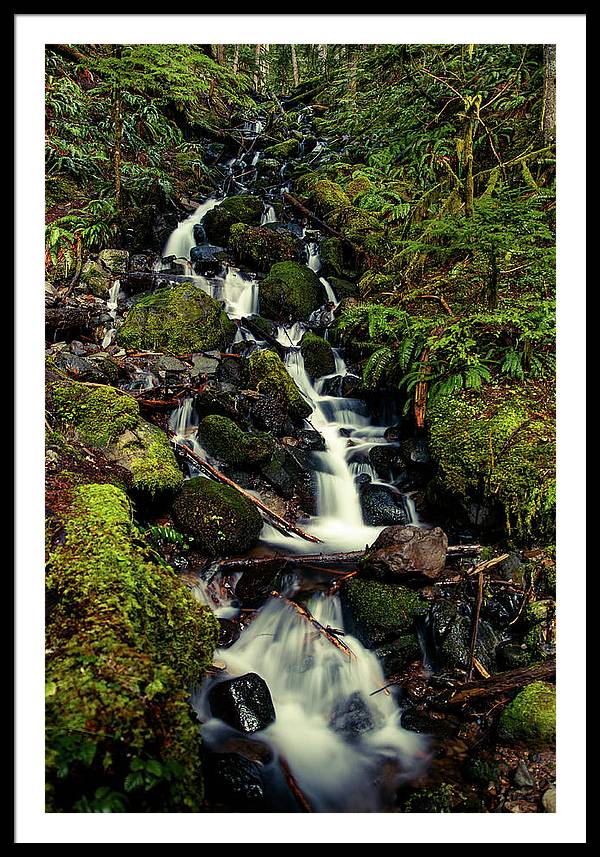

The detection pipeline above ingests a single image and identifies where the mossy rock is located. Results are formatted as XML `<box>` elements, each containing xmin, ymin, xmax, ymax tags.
<box><xmin>198</xmin><ymin>415</ymin><xmax>275</xmax><ymax>468</ymax></box>
<box><xmin>346</xmin><ymin>175</ymin><xmax>374</xmax><ymax>202</ymax></box>
<box><xmin>117</xmin><ymin>283</ymin><xmax>236</xmax><ymax>354</ymax></box>
<box><xmin>299</xmin><ymin>331</ymin><xmax>335</xmax><ymax>380</ymax></box>
<box><xmin>262</xmin><ymin>138</ymin><xmax>300</xmax><ymax>160</ymax></box>
<box><xmin>171</xmin><ymin>477</ymin><xmax>263</xmax><ymax>556</ymax></box>
<box><xmin>401</xmin><ymin>783</ymin><xmax>455</xmax><ymax>813</ymax></box>
<box><xmin>229</xmin><ymin>223</ymin><xmax>303</xmax><ymax>273</ymax></box>
<box><xmin>319</xmin><ymin>237</ymin><xmax>358</xmax><ymax>280</ymax></box>
<box><xmin>245</xmin><ymin>314</ymin><xmax>278</xmax><ymax>340</ymax></box>
<box><xmin>98</xmin><ymin>248</ymin><xmax>129</xmax><ymax>273</ymax></box>
<box><xmin>105</xmin><ymin>420</ymin><xmax>184</xmax><ymax>498</ymax></box>
<box><xmin>428</xmin><ymin>387</ymin><xmax>556</xmax><ymax>543</ymax></box>
<box><xmin>340</xmin><ymin>577</ymin><xmax>427</xmax><ymax>648</ymax></box>
<box><xmin>45</xmin><ymin>483</ymin><xmax>218</xmax><ymax>812</ymax></box>
<box><xmin>259</xmin><ymin>261</ymin><xmax>324</xmax><ymax>322</ymax></box>
<box><xmin>248</xmin><ymin>349</ymin><xmax>312</xmax><ymax>421</ymax></box>
<box><xmin>201</xmin><ymin>195</ymin><xmax>263</xmax><ymax>246</ymax></box>
<box><xmin>80</xmin><ymin>259</ymin><xmax>113</xmax><ymax>298</ymax></box>
<box><xmin>50</xmin><ymin>381</ymin><xmax>140</xmax><ymax>448</ymax></box>
<box><xmin>497</xmin><ymin>681</ymin><xmax>556</xmax><ymax>748</ymax></box>
<box><xmin>327</xmin><ymin>276</ymin><xmax>359</xmax><ymax>300</ymax></box>
<box><xmin>310</xmin><ymin>180</ymin><xmax>352</xmax><ymax>217</ymax></box>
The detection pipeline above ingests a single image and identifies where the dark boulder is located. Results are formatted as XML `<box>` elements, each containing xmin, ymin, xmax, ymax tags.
<box><xmin>359</xmin><ymin>483</ymin><xmax>410</xmax><ymax>527</ymax></box>
<box><xmin>359</xmin><ymin>524</ymin><xmax>448</xmax><ymax>582</ymax></box>
<box><xmin>203</xmin><ymin>752</ymin><xmax>266</xmax><ymax>810</ymax></box>
<box><xmin>329</xmin><ymin>692</ymin><xmax>375</xmax><ymax>742</ymax></box>
<box><xmin>208</xmin><ymin>673</ymin><xmax>276</xmax><ymax>734</ymax></box>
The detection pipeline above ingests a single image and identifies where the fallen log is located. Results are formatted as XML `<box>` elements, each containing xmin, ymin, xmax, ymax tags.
<box><xmin>282</xmin><ymin>192</ymin><xmax>350</xmax><ymax>242</ymax></box>
<box><xmin>444</xmin><ymin>658</ymin><xmax>555</xmax><ymax>706</ymax></box>
<box><xmin>171</xmin><ymin>436</ymin><xmax>323</xmax><ymax>545</ymax></box>
<box><xmin>466</xmin><ymin>552</ymin><xmax>510</xmax><ymax>575</ymax></box>
<box><xmin>279</xmin><ymin>756</ymin><xmax>313</xmax><ymax>812</ymax></box>
<box><xmin>217</xmin><ymin>550</ymin><xmax>364</xmax><ymax>572</ymax></box>
<box><xmin>271</xmin><ymin>591</ymin><xmax>356</xmax><ymax>660</ymax></box>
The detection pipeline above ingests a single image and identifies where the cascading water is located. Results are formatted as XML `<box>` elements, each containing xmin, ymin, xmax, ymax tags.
<box><xmin>101</xmin><ymin>279</ymin><xmax>121</xmax><ymax>348</ymax></box>
<box><xmin>156</xmin><ymin>124</ymin><xmax>427</xmax><ymax>811</ymax></box>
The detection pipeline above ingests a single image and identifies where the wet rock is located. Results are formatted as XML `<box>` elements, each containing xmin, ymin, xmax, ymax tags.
<box><xmin>98</xmin><ymin>248</ymin><xmax>129</xmax><ymax>273</ymax></box>
<box><xmin>340</xmin><ymin>577</ymin><xmax>427</xmax><ymax>648</ymax></box>
<box><xmin>229</xmin><ymin>223</ymin><xmax>303</xmax><ymax>273</ymax></box>
<box><xmin>374</xmin><ymin>635</ymin><xmax>422</xmax><ymax>676</ymax></box>
<box><xmin>297</xmin><ymin>429</ymin><xmax>326</xmax><ymax>451</ymax></box>
<box><xmin>157</xmin><ymin>355</ymin><xmax>188</xmax><ymax>374</ymax></box>
<box><xmin>428</xmin><ymin>599</ymin><xmax>499</xmax><ymax>674</ymax></box>
<box><xmin>241</xmin><ymin>391</ymin><xmax>295</xmax><ymax>437</ymax></box>
<box><xmin>319</xmin><ymin>236</ymin><xmax>358</xmax><ymax>280</ymax></box>
<box><xmin>235</xmin><ymin>561</ymin><xmax>285</xmax><ymax>608</ymax></box>
<box><xmin>129</xmin><ymin>253</ymin><xmax>153</xmax><ymax>272</ymax></box>
<box><xmin>259</xmin><ymin>261</ymin><xmax>324</xmax><ymax>323</ymax></box>
<box><xmin>198</xmin><ymin>414</ymin><xmax>275</xmax><ymax>468</ymax></box>
<box><xmin>217</xmin><ymin>618</ymin><xmax>241</xmax><ymax>649</ymax></box>
<box><xmin>481</xmin><ymin>590</ymin><xmax>522</xmax><ymax>629</ymax></box>
<box><xmin>360</xmin><ymin>524</ymin><xmax>448</xmax><ymax>582</ymax></box>
<box><xmin>368</xmin><ymin>444</ymin><xmax>405</xmax><ymax>481</ymax></box>
<box><xmin>248</xmin><ymin>349</ymin><xmax>312</xmax><ymax>421</ymax></box>
<box><xmin>327</xmin><ymin>276</ymin><xmax>359</xmax><ymax>300</ymax></box>
<box><xmin>54</xmin><ymin>351</ymin><xmax>111</xmax><ymax>383</ymax></box>
<box><xmin>259</xmin><ymin>446</ymin><xmax>311</xmax><ymax>500</ymax></box>
<box><xmin>208</xmin><ymin>673</ymin><xmax>276</xmax><ymax>733</ymax></box>
<box><xmin>194</xmin><ymin>384</ymin><xmax>244</xmax><ymax>423</ymax></box>
<box><xmin>117</xmin><ymin>283</ymin><xmax>236</xmax><ymax>354</ymax></box>
<box><xmin>172</xmin><ymin>477</ymin><xmax>263</xmax><ymax>556</ymax></box>
<box><xmin>190</xmin><ymin>244</ymin><xmax>226</xmax><ymax>276</ymax></box>
<box><xmin>329</xmin><ymin>692</ymin><xmax>375</xmax><ymax>742</ymax></box>
<box><xmin>79</xmin><ymin>259</ymin><xmax>113</xmax><ymax>298</ymax></box>
<box><xmin>497</xmin><ymin>682</ymin><xmax>556</xmax><ymax>748</ymax></box>
<box><xmin>190</xmin><ymin>353</ymin><xmax>220</xmax><ymax>380</ymax></box>
<box><xmin>201</xmin><ymin>195</ymin><xmax>263</xmax><ymax>246</ymax></box>
<box><xmin>359</xmin><ymin>483</ymin><xmax>410</xmax><ymax>527</ymax></box>
<box><xmin>319</xmin><ymin>372</ymin><xmax>363</xmax><ymax>398</ymax></box>
<box><xmin>193</xmin><ymin>222</ymin><xmax>207</xmax><ymax>245</ymax></box>
<box><xmin>217</xmin><ymin>355</ymin><xmax>249</xmax><ymax>388</ymax></box>
<box><xmin>203</xmin><ymin>752</ymin><xmax>266</xmax><ymax>809</ymax></box>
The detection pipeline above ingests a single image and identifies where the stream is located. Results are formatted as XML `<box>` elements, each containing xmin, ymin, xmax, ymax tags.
<box><xmin>145</xmin><ymin>112</ymin><xmax>432</xmax><ymax>812</ymax></box>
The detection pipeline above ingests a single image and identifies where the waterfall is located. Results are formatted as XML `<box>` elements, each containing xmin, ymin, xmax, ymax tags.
<box><xmin>260</xmin><ymin>204</ymin><xmax>277</xmax><ymax>225</ymax></box>
<box><xmin>161</xmin><ymin>197</ymin><xmax>220</xmax><ymax>262</ymax></box>
<box><xmin>307</xmin><ymin>242</ymin><xmax>321</xmax><ymax>272</ymax></box>
<box><xmin>101</xmin><ymin>279</ymin><xmax>121</xmax><ymax>349</ymax></box>
<box><xmin>194</xmin><ymin>590</ymin><xmax>426</xmax><ymax>812</ymax></box>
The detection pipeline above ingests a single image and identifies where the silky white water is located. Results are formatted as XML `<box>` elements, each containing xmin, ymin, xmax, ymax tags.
<box><xmin>161</xmin><ymin>197</ymin><xmax>220</xmax><ymax>262</ymax></box>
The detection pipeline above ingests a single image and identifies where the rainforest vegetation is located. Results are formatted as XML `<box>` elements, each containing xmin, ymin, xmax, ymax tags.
<box><xmin>45</xmin><ymin>42</ymin><xmax>556</xmax><ymax>815</ymax></box>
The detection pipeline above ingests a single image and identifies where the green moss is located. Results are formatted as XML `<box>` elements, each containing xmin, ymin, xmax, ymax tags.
<box><xmin>117</xmin><ymin>283</ymin><xmax>236</xmax><ymax>354</ymax></box>
<box><xmin>402</xmin><ymin>784</ymin><xmax>455</xmax><ymax>813</ymax></box>
<box><xmin>327</xmin><ymin>276</ymin><xmax>359</xmax><ymax>300</ymax></box>
<box><xmin>46</xmin><ymin>483</ymin><xmax>219</xmax><ymax>812</ymax></box>
<box><xmin>172</xmin><ymin>477</ymin><xmax>263</xmax><ymax>556</ymax></box>
<box><xmin>197</xmin><ymin>414</ymin><xmax>275</xmax><ymax>467</ymax></box>
<box><xmin>340</xmin><ymin>577</ymin><xmax>427</xmax><ymax>648</ymax></box>
<box><xmin>428</xmin><ymin>387</ymin><xmax>556</xmax><ymax>543</ymax></box>
<box><xmin>50</xmin><ymin>381</ymin><xmax>139</xmax><ymax>448</ymax></box>
<box><xmin>497</xmin><ymin>681</ymin><xmax>556</xmax><ymax>747</ymax></box>
<box><xmin>248</xmin><ymin>349</ymin><xmax>312</xmax><ymax>421</ymax></box>
<box><xmin>229</xmin><ymin>223</ymin><xmax>302</xmax><ymax>273</ymax></box>
<box><xmin>80</xmin><ymin>259</ymin><xmax>112</xmax><ymax>298</ymax></box>
<box><xmin>299</xmin><ymin>331</ymin><xmax>335</xmax><ymax>379</ymax></box>
<box><xmin>319</xmin><ymin>237</ymin><xmax>358</xmax><ymax>280</ymax></box>
<box><xmin>262</xmin><ymin>138</ymin><xmax>300</xmax><ymax>160</ymax></box>
<box><xmin>346</xmin><ymin>175</ymin><xmax>374</xmax><ymax>201</ymax></box>
<box><xmin>201</xmin><ymin>195</ymin><xmax>263</xmax><ymax>245</ymax></box>
<box><xmin>260</xmin><ymin>261</ymin><xmax>323</xmax><ymax>322</ymax></box>
<box><xmin>115</xmin><ymin>421</ymin><xmax>184</xmax><ymax>497</ymax></box>
<box><xmin>311</xmin><ymin>180</ymin><xmax>352</xmax><ymax>216</ymax></box>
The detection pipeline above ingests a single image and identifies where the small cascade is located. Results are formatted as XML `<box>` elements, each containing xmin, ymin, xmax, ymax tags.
<box><xmin>194</xmin><ymin>589</ymin><xmax>426</xmax><ymax>812</ymax></box>
<box><xmin>307</xmin><ymin>242</ymin><xmax>321</xmax><ymax>273</ymax></box>
<box><xmin>101</xmin><ymin>279</ymin><xmax>121</xmax><ymax>349</ymax></box>
<box><xmin>160</xmin><ymin>197</ymin><xmax>220</xmax><ymax>263</ymax></box>
<box><xmin>260</xmin><ymin>204</ymin><xmax>277</xmax><ymax>225</ymax></box>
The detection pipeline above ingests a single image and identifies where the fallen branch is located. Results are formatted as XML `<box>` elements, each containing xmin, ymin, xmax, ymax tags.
<box><xmin>467</xmin><ymin>571</ymin><xmax>484</xmax><ymax>681</ymax></box>
<box><xmin>171</xmin><ymin>437</ymin><xmax>323</xmax><ymax>544</ymax></box>
<box><xmin>271</xmin><ymin>591</ymin><xmax>356</xmax><ymax>659</ymax></box>
<box><xmin>279</xmin><ymin>756</ymin><xmax>313</xmax><ymax>812</ymax></box>
<box><xmin>466</xmin><ymin>552</ymin><xmax>510</xmax><ymax>576</ymax></box>
<box><xmin>217</xmin><ymin>550</ymin><xmax>364</xmax><ymax>572</ymax></box>
<box><xmin>282</xmin><ymin>192</ymin><xmax>349</xmax><ymax>242</ymax></box>
<box><xmin>444</xmin><ymin>658</ymin><xmax>555</xmax><ymax>706</ymax></box>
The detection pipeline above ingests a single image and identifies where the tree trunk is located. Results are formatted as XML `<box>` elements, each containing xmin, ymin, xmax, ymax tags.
<box><xmin>112</xmin><ymin>46</ymin><xmax>123</xmax><ymax>213</ymax></box>
<box><xmin>232</xmin><ymin>45</ymin><xmax>239</xmax><ymax>75</ymax></box>
<box><xmin>254</xmin><ymin>44</ymin><xmax>262</xmax><ymax>91</ymax></box>
<box><xmin>291</xmin><ymin>44</ymin><xmax>299</xmax><ymax>86</ymax></box>
<box><xmin>215</xmin><ymin>44</ymin><xmax>225</xmax><ymax>66</ymax></box>
<box><xmin>318</xmin><ymin>44</ymin><xmax>328</xmax><ymax>74</ymax></box>
<box><xmin>463</xmin><ymin>95</ymin><xmax>481</xmax><ymax>218</ymax></box>
<box><xmin>542</xmin><ymin>44</ymin><xmax>556</xmax><ymax>144</ymax></box>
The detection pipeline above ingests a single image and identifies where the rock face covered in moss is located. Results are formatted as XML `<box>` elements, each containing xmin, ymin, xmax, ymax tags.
<box><xmin>45</xmin><ymin>483</ymin><xmax>219</xmax><ymax>812</ymax></box>
<box><xmin>319</xmin><ymin>237</ymin><xmax>358</xmax><ymax>281</ymax></box>
<box><xmin>497</xmin><ymin>681</ymin><xmax>556</xmax><ymax>747</ymax></box>
<box><xmin>198</xmin><ymin>415</ymin><xmax>275</xmax><ymax>468</ymax></box>
<box><xmin>340</xmin><ymin>577</ymin><xmax>427</xmax><ymax>648</ymax></box>
<box><xmin>49</xmin><ymin>380</ymin><xmax>182</xmax><ymax>499</ymax></box>
<box><xmin>201</xmin><ymin>195</ymin><xmax>263</xmax><ymax>246</ymax></box>
<box><xmin>259</xmin><ymin>261</ymin><xmax>323</xmax><ymax>322</ymax></box>
<box><xmin>248</xmin><ymin>348</ymin><xmax>312</xmax><ymax>421</ymax></box>
<box><xmin>171</xmin><ymin>477</ymin><xmax>263</xmax><ymax>555</ymax></box>
<box><xmin>117</xmin><ymin>283</ymin><xmax>236</xmax><ymax>354</ymax></box>
<box><xmin>229</xmin><ymin>223</ymin><xmax>303</xmax><ymax>273</ymax></box>
<box><xmin>262</xmin><ymin>138</ymin><xmax>300</xmax><ymax>160</ymax></box>
<box><xmin>299</xmin><ymin>330</ymin><xmax>335</xmax><ymax>379</ymax></box>
<box><xmin>428</xmin><ymin>388</ymin><xmax>556</xmax><ymax>542</ymax></box>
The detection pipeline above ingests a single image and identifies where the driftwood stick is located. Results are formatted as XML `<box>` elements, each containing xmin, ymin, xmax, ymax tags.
<box><xmin>171</xmin><ymin>436</ymin><xmax>323</xmax><ymax>545</ymax></box>
<box><xmin>217</xmin><ymin>550</ymin><xmax>364</xmax><ymax>572</ymax></box>
<box><xmin>279</xmin><ymin>756</ymin><xmax>313</xmax><ymax>812</ymax></box>
<box><xmin>444</xmin><ymin>658</ymin><xmax>555</xmax><ymax>706</ymax></box>
<box><xmin>466</xmin><ymin>552</ymin><xmax>510</xmax><ymax>576</ymax></box>
<box><xmin>467</xmin><ymin>571</ymin><xmax>485</xmax><ymax>681</ymax></box>
<box><xmin>282</xmin><ymin>192</ymin><xmax>349</xmax><ymax>242</ymax></box>
<box><xmin>271</xmin><ymin>591</ymin><xmax>356</xmax><ymax>659</ymax></box>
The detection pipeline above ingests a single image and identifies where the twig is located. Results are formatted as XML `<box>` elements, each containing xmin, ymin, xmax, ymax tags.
<box><xmin>467</xmin><ymin>571</ymin><xmax>484</xmax><ymax>681</ymax></box>
<box><xmin>271</xmin><ymin>591</ymin><xmax>356</xmax><ymax>659</ymax></box>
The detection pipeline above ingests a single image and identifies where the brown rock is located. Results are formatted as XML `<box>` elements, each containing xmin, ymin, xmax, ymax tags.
<box><xmin>360</xmin><ymin>524</ymin><xmax>448</xmax><ymax>582</ymax></box>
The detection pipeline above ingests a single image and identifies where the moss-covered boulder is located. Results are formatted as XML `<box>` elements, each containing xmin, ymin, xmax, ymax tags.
<box><xmin>428</xmin><ymin>387</ymin><xmax>556</xmax><ymax>543</ymax></box>
<box><xmin>497</xmin><ymin>681</ymin><xmax>556</xmax><ymax>748</ymax></box>
<box><xmin>311</xmin><ymin>180</ymin><xmax>352</xmax><ymax>216</ymax></box>
<box><xmin>340</xmin><ymin>577</ymin><xmax>428</xmax><ymax>648</ymax></box>
<box><xmin>79</xmin><ymin>259</ymin><xmax>113</xmax><ymax>298</ymax></box>
<box><xmin>327</xmin><ymin>276</ymin><xmax>359</xmax><ymax>300</ymax></box>
<box><xmin>45</xmin><ymin>483</ymin><xmax>218</xmax><ymax>812</ymax></box>
<box><xmin>248</xmin><ymin>349</ymin><xmax>312</xmax><ymax>421</ymax></box>
<box><xmin>259</xmin><ymin>261</ymin><xmax>324</xmax><ymax>322</ymax></box>
<box><xmin>299</xmin><ymin>330</ymin><xmax>335</xmax><ymax>379</ymax></box>
<box><xmin>98</xmin><ymin>248</ymin><xmax>129</xmax><ymax>273</ymax></box>
<box><xmin>201</xmin><ymin>195</ymin><xmax>263</xmax><ymax>246</ymax></box>
<box><xmin>197</xmin><ymin>415</ymin><xmax>275</xmax><ymax>468</ymax></box>
<box><xmin>262</xmin><ymin>138</ymin><xmax>300</xmax><ymax>160</ymax></box>
<box><xmin>319</xmin><ymin>237</ymin><xmax>358</xmax><ymax>281</ymax></box>
<box><xmin>49</xmin><ymin>380</ymin><xmax>182</xmax><ymax>499</ymax></box>
<box><xmin>171</xmin><ymin>477</ymin><xmax>263</xmax><ymax>555</ymax></box>
<box><xmin>117</xmin><ymin>283</ymin><xmax>236</xmax><ymax>354</ymax></box>
<box><xmin>229</xmin><ymin>223</ymin><xmax>303</xmax><ymax>273</ymax></box>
